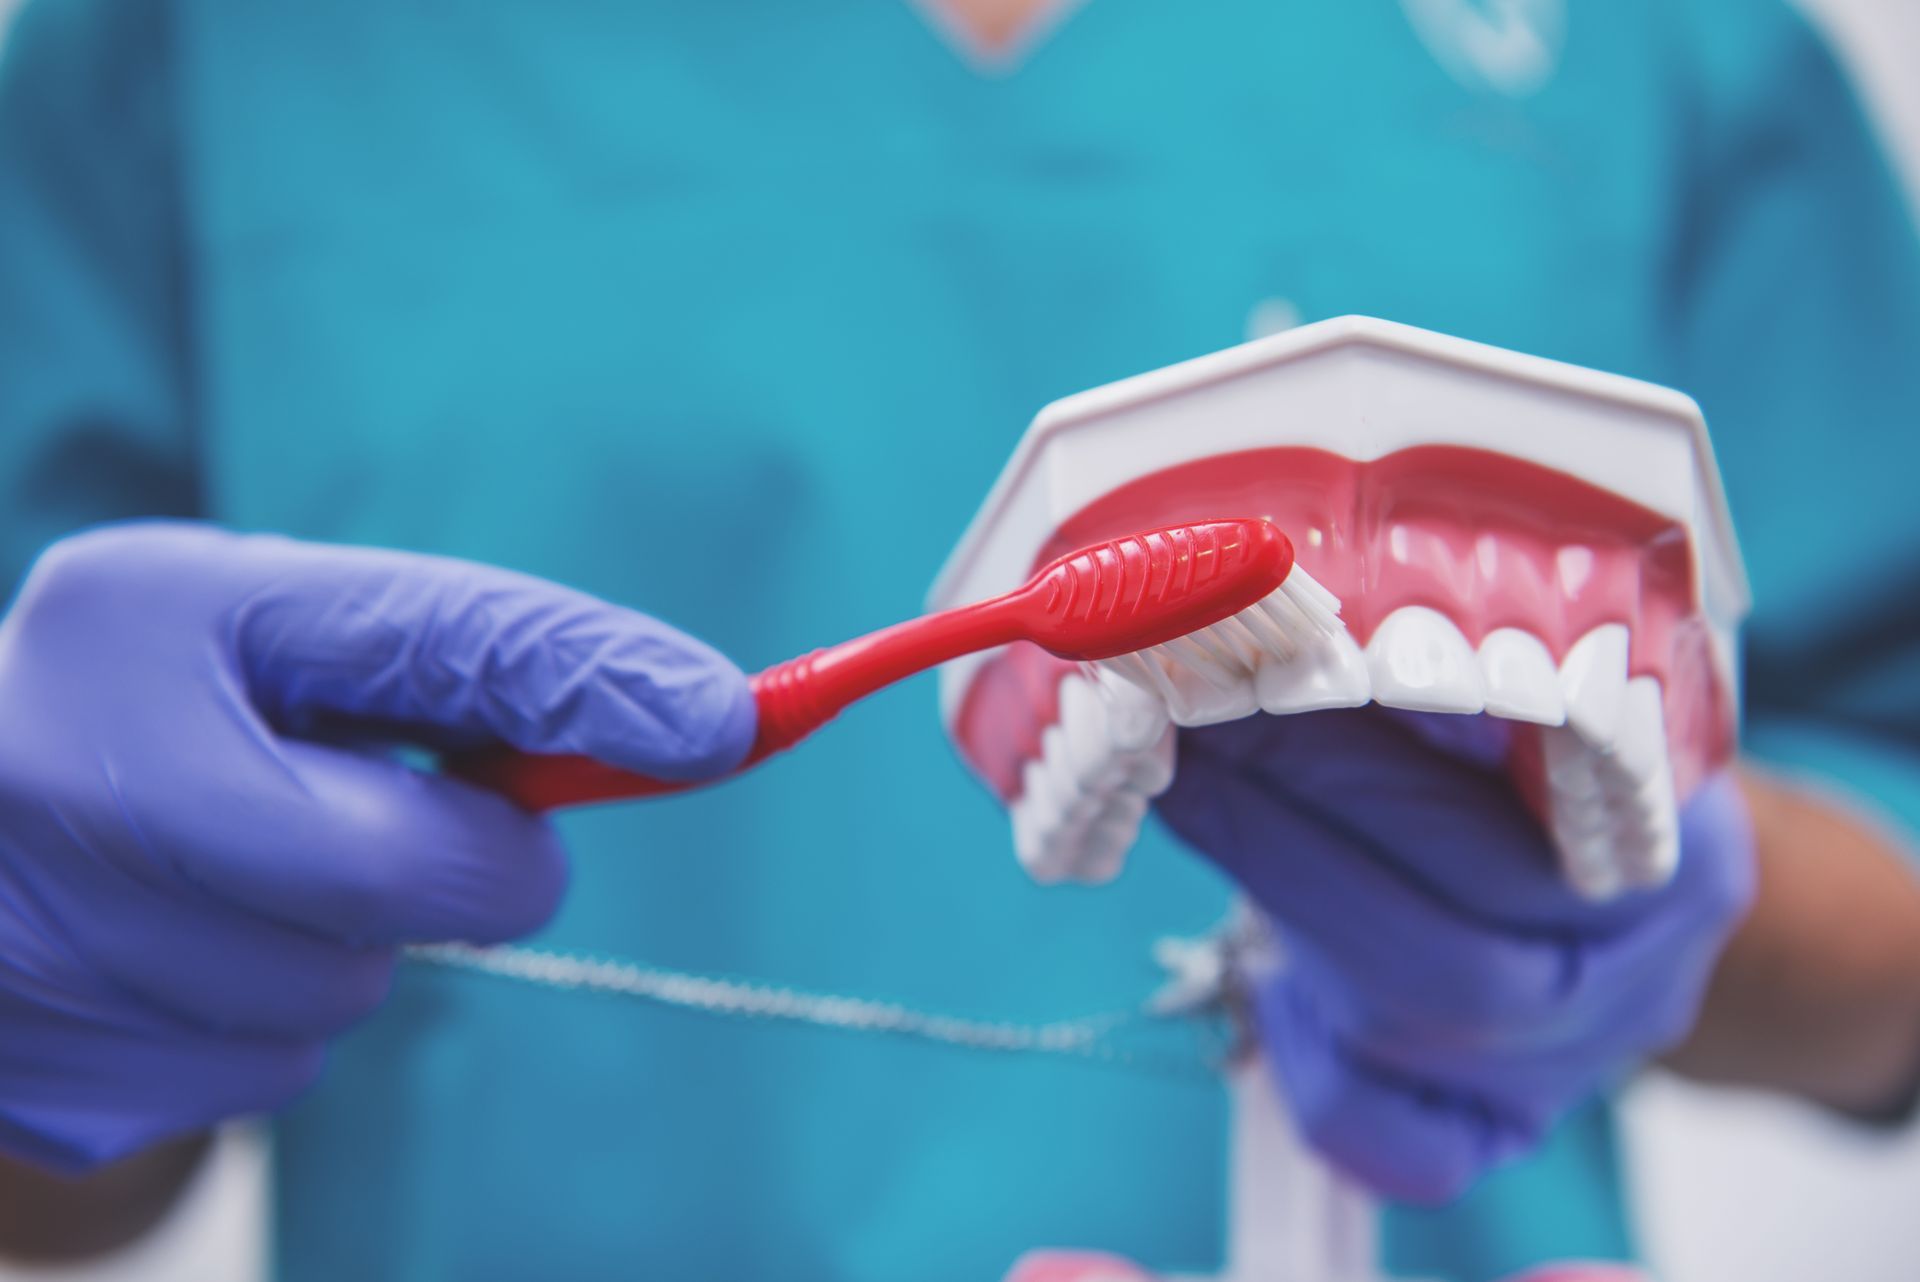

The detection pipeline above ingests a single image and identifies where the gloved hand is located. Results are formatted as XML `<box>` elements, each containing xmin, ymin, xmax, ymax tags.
<box><xmin>1156</xmin><ymin>707</ymin><xmax>1755</xmax><ymax>1203</ymax></box>
<box><xmin>0</xmin><ymin>522</ymin><xmax>753</xmax><ymax>1171</ymax></box>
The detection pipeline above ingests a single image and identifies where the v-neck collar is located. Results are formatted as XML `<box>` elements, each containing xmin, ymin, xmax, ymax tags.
<box><xmin>904</xmin><ymin>0</ymin><xmax>1092</xmax><ymax>73</ymax></box>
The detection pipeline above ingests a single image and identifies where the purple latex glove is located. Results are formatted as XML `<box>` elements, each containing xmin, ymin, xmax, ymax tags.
<box><xmin>0</xmin><ymin>523</ymin><xmax>753</xmax><ymax>1171</ymax></box>
<box><xmin>1157</xmin><ymin>707</ymin><xmax>1754</xmax><ymax>1204</ymax></box>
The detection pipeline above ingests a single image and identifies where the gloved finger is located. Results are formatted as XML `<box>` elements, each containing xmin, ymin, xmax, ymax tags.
<box><xmin>1382</xmin><ymin>710</ymin><xmax>1744</xmax><ymax>929</ymax></box>
<box><xmin>49</xmin><ymin>865</ymin><xmax>397</xmax><ymax>1039</ymax></box>
<box><xmin>167</xmin><ymin>738</ymin><xmax>569</xmax><ymax>945</ymax></box>
<box><xmin>0</xmin><ymin>998</ymin><xmax>324</xmax><ymax>1173</ymax></box>
<box><xmin>213</xmin><ymin>527</ymin><xmax>755</xmax><ymax>781</ymax></box>
<box><xmin>1160</xmin><ymin>730</ymin><xmax>1574</xmax><ymax>1031</ymax></box>
<box><xmin>1173</xmin><ymin>710</ymin><xmax>1633</xmax><ymax>930</ymax></box>
<box><xmin>1257</xmin><ymin>974</ymin><xmax>1540</xmax><ymax>1205</ymax></box>
<box><xmin>1460</xmin><ymin>773</ymin><xmax>1750</xmax><ymax>1058</ymax></box>
<box><xmin>1266</xmin><ymin>780</ymin><xmax>1753</xmax><ymax>1107</ymax></box>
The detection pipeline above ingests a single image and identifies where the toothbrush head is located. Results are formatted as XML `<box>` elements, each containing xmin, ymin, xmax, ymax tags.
<box><xmin>1023</xmin><ymin>519</ymin><xmax>1290</xmax><ymax>659</ymax></box>
<box><xmin>1021</xmin><ymin>517</ymin><xmax>1345</xmax><ymax>706</ymax></box>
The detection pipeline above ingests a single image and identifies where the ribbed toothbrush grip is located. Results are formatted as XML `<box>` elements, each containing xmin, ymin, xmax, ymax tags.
<box><xmin>748</xmin><ymin>651</ymin><xmax>836</xmax><ymax>754</ymax></box>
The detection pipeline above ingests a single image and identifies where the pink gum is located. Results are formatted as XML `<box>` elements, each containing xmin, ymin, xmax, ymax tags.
<box><xmin>953</xmin><ymin>446</ymin><xmax>1735</xmax><ymax>804</ymax></box>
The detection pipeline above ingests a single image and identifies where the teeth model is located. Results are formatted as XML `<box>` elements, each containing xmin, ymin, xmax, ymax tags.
<box><xmin>931</xmin><ymin>317</ymin><xmax>1747</xmax><ymax>899</ymax></box>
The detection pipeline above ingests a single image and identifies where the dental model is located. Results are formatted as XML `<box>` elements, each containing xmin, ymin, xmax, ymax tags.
<box><xmin>930</xmin><ymin>316</ymin><xmax>1748</xmax><ymax>899</ymax></box>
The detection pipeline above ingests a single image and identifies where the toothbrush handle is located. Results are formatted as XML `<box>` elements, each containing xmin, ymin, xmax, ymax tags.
<box><xmin>453</xmin><ymin>517</ymin><xmax>1291</xmax><ymax>811</ymax></box>
<box><xmin>450</xmin><ymin>598</ymin><xmax>1026</xmax><ymax>812</ymax></box>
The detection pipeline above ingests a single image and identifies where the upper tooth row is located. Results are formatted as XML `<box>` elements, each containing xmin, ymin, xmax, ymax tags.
<box><xmin>1092</xmin><ymin>601</ymin><xmax>1640</xmax><ymax>735</ymax></box>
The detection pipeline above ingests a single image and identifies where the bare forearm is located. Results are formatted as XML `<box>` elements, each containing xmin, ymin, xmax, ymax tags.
<box><xmin>1666</xmin><ymin>769</ymin><xmax>1920</xmax><ymax>1117</ymax></box>
<box><xmin>0</xmin><ymin>1133</ymin><xmax>209</xmax><ymax>1263</ymax></box>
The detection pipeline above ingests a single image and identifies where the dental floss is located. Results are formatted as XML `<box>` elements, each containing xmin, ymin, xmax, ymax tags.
<box><xmin>412</xmin><ymin>936</ymin><xmax>1236</xmax><ymax>1074</ymax></box>
<box><xmin>404</xmin><ymin>922</ymin><xmax>1259</xmax><ymax>1077</ymax></box>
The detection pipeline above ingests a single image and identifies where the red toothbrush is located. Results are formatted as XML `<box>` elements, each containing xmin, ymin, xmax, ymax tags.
<box><xmin>457</xmin><ymin>518</ymin><xmax>1340</xmax><ymax>811</ymax></box>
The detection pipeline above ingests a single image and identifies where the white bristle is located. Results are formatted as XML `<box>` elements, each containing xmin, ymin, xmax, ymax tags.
<box><xmin>1134</xmin><ymin>649</ymin><xmax>1187</xmax><ymax>706</ymax></box>
<box><xmin>1219</xmin><ymin>613</ymin><xmax>1271</xmax><ymax>655</ymax></box>
<box><xmin>1257</xmin><ymin>589</ymin><xmax>1316</xmax><ymax>643</ymax></box>
<box><xmin>1011</xmin><ymin>567</ymin><xmax>1346</xmax><ymax>891</ymax></box>
<box><xmin>1089</xmin><ymin>565</ymin><xmax>1349</xmax><ymax>729</ymax></box>
<box><xmin>1279</xmin><ymin>568</ymin><xmax>1344</xmax><ymax>635</ymax></box>
<box><xmin>1221</xmin><ymin>620</ymin><xmax>1268</xmax><ymax>669</ymax></box>
<box><xmin>1101</xmin><ymin>650</ymin><xmax>1161</xmax><ymax>698</ymax></box>
<box><xmin>1234</xmin><ymin>601</ymin><xmax>1299</xmax><ymax>660</ymax></box>
<box><xmin>1287</xmin><ymin>565</ymin><xmax>1343</xmax><ymax>617</ymax></box>
<box><xmin>1161</xmin><ymin>636</ymin><xmax>1234</xmax><ymax>689</ymax></box>
<box><xmin>1184</xmin><ymin>628</ymin><xmax>1255</xmax><ymax>682</ymax></box>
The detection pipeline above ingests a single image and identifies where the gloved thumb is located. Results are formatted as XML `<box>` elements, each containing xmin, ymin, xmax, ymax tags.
<box><xmin>213</xmin><ymin>527</ymin><xmax>755</xmax><ymax>780</ymax></box>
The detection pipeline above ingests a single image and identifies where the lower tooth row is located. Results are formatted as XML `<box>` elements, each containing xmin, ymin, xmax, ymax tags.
<box><xmin>1542</xmin><ymin>675</ymin><xmax>1679</xmax><ymax>896</ymax></box>
<box><xmin>1011</xmin><ymin>673</ymin><xmax>1176</xmax><ymax>885</ymax></box>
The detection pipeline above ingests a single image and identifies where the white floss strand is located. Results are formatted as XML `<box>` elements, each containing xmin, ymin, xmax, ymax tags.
<box><xmin>406</xmin><ymin>942</ymin><xmax>1209</xmax><ymax>1074</ymax></box>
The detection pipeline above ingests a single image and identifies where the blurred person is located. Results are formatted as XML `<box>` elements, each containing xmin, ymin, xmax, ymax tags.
<box><xmin>0</xmin><ymin>1</ymin><xmax>1918</xmax><ymax>1280</ymax></box>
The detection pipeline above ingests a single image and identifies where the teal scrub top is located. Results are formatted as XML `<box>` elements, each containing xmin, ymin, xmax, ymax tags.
<box><xmin>3</xmin><ymin>1</ymin><xmax>1919</xmax><ymax>1279</ymax></box>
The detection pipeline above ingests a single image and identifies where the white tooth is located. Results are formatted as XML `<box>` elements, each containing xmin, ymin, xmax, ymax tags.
<box><xmin>1604</xmin><ymin>677</ymin><xmax>1668</xmax><ymax>788</ymax></box>
<box><xmin>1560</xmin><ymin>624</ymin><xmax>1630</xmax><ymax>749</ymax></box>
<box><xmin>1541</xmin><ymin>726</ymin><xmax>1628</xmax><ymax>899</ymax></box>
<box><xmin>1573</xmin><ymin>677</ymin><xmax>1681</xmax><ymax>891</ymax></box>
<box><xmin>1020</xmin><ymin>756</ymin><xmax>1068</xmax><ymax>836</ymax></box>
<box><xmin>1546</xmin><ymin>809</ymin><xmax>1629</xmax><ymax>899</ymax></box>
<box><xmin>1616</xmin><ymin>736</ymin><xmax>1681</xmax><ymax>889</ymax></box>
<box><xmin>1255</xmin><ymin>624</ymin><xmax>1371</xmax><ymax>714</ymax></box>
<box><xmin>1558</xmin><ymin>831</ymin><xmax>1628</xmax><ymax>901</ymax></box>
<box><xmin>1364</xmin><ymin>606</ymin><xmax>1487</xmax><ymax>714</ymax></box>
<box><xmin>1541</xmin><ymin>696</ymin><xmax>1682</xmax><ymax>898</ymax></box>
<box><xmin>1092</xmin><ymin>668</ymin><xmax>1172</xmax><ymax>752</ymax></box>
<box><xmin>1020</xmin><ymin>750</ymin><xmax>1104</xmax><ymax>886</ymax></box>
<box><xmin>1547</xmin><ymin>781</ymin><xmax>1615</xmax><ymax>844</ymax></box>
<box><xmin>1039</xmin><ymin>722</ymin><xmax>1074</xmax><ymax>787</ymax></box>
<box><xmin>1622</xmin><ymin>767</ymin><xmax>1672</xmax><ymax>818</ymax></box>
<box><xmin>1057</xmin><ymin>675</ymin><xmax>1116</xmax><ymax>787</ymax></box>
<box><xmin>1541</xmin><ymin>724</ymin><xmax>1608</xmax><ymax>802</ymax></box>
<box><xmin>1011</xmin><ymin>792</ymin><xmax>1067</xmax><ymax>885</ymax></box>
<box><xmin>1071</xmin><ymin>793</ymin><xmax>1150</xmax><ymax>886</ymax></box>
<box><xmin>1117</xmin><ymin>726</ymin><xmax>1178</xmax><ymax>796</ymax></box>
<box><xmin>1015</xmin><ymin>679</ymin><xmax>1170</xmax><ymax>888</ymax></box>
<box><xmin>1477</xmin><ymin>629</ymin><xmax>1566</xmax><ymax>726</ymax></box>
<box><xmin>1074</xmin><ymin>826</ymin><xmax>1133</xmax><ymax>885</ymax></box>
<box><xmin>1624</xmin><ymin>808</ymin><xmax>1681</xmax><ymax>887</ymax></box>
